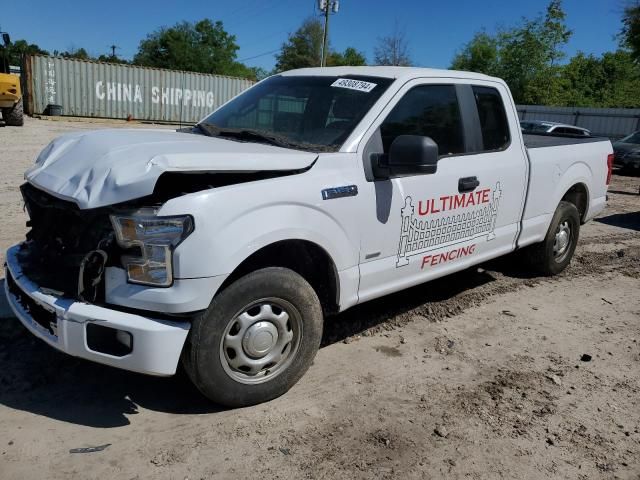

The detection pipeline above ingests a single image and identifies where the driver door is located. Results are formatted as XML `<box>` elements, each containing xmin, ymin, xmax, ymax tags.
<box><xmin>356</xmin><ymin>78</ymin><xmax>527</xmax><ymax>303</ymax></box>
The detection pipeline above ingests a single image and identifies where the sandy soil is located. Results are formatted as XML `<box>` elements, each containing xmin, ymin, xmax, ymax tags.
<box><xmin>0</xmin><ymin>118</ymin><xmax>639</xmax><ymax>480</ymax></box>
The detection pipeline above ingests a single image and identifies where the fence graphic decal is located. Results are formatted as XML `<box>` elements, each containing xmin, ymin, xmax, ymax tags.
<box><xmin>396</xmin><ymin>182</ymin><xmax>502</xmax><ymax>267</ymax></box>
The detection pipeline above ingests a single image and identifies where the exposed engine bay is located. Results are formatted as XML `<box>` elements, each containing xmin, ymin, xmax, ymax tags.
<box><xmin>18</xmin><ymin>183</ymin><xmax>119</xmax><ymax>302</ymax></box>
<box><xmin>17</xmin><ymin>169</ymin><xmax>303</xmax><ymax>303</ymax></box>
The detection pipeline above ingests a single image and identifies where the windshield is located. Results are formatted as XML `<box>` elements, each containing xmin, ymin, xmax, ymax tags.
<box><xmin>200</xmin><ymin>75</ymin><xmax>393</xmax><ymax>152</ymax></box>
<box><xmin>619</xmin><ymin>131</ymin><xmax>640</xmax><ymax>144</ymax></box>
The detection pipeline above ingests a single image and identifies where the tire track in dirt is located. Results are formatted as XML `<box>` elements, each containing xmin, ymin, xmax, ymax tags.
<box><xmin>326</xmin><ymin>236</ymin><xmax>640</xmax><ymax>345</ymax></box>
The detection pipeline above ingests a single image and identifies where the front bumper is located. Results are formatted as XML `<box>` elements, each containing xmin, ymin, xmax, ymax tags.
<box><xmin>4</xmin><ymin>244</ymin><xmax>190</xmax><ymax>376</ymax></box>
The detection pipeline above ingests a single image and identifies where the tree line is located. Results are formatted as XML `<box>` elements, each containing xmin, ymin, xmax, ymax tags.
<box><xmin>2</xmin><ymin>1</ymin><xmax>639</xmax><ymax>107</ymax></box>
<box><xmin>451</xmin><ymin>0</ymin><xmax>640</xmax><ymax>108</ymax></box>
<box><xmin>2</xmin><ymin>20</ymin><xmax>263</xmax><ymax>79</ymax></box>
<box><xmin>2</xmin><ymin>17</ymin><xmax>410</xmax><ymax>82</ymax></box>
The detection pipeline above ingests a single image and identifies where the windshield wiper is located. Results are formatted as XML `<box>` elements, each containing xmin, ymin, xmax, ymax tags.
<box><xmin>194</xmin><ymin>123</ymin><xmax>333</xmax><ymax>152</ymax></box>
<box><xmin>194</xmin><ymin>123</ymin><xmax>219</xmax><ymax>137</ymax></box>
<box><xmin>222</xmin><ymin>129</ymin><xmax>297</xmax><ymax>149</ymax></box>
<box><xmin>195</xmin><ymin>124</ymin><xmax>295</xmax><ymax>148</ymax></box>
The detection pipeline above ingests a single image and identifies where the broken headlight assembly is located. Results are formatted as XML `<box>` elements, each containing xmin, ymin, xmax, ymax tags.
<box><xmin>110</xmin><ymin>210</ymin><xmax>194</xmax><ymax>287</ymax></box>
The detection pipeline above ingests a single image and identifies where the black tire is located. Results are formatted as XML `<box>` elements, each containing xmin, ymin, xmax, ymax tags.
<box><xmin>183</xmin><ymin>267</ymin><xmax>323</xmax><ymax>407</ymax></box>
<box><xmin>525</xmin><ymin>201</ymin><xmax>580</xmax><ymax>276</ymax></box>
<box><xmin>2</xmin><ymin>98</ymin><xmax>24</xmax><ymax>127</ymax></box>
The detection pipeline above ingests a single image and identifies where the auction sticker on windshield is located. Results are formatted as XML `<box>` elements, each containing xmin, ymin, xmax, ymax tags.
<box><xmin>331</xmin><ymin>78</ymin><xmax>377</xmax><ymax>92</ymax></box>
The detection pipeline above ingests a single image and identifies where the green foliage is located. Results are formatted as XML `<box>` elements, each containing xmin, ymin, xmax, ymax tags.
<box><xmin>275</xmin><ymin>18</ymin><xmax>324</xmax><ymax>71</ymax></box>
<box><xmin>621</xmin><ymin>1</ymin><xmax>640</xmax><ymax>62</ymax></box>
<box><xmin>274</xmin><ymin>18</ymin><xmax>366</xmax><ymax>71</ymax></box>
<box><xmin>96</xmin><ymin>54</ymin><xmax>129</xmax><ymax>64</ymax></box>
<box><xmin>224</xmin><ymin>62</ymin><xmax>263</xmax><ymax>80</ymax></box>
<box><xmin>540</xmin><ymin>0</ymin><xmax>573</xmax><ymax>65</ymax></box>
<box><xmin>2</xmin><ymin>39</ymin><xmax>48</xmax><ymax>65</ymax></box>
<box><xmin>555</xmin><ymin>50</ymin><xmax>640</xmax><ymax>107</ymax></box>
<box><xmin>248</xmin><ymin>67</ymin><xmax>270</xmax><ymax>81</ymax></box>
<box><xmin>451</xmin><ymin>0</ymin><xmax>640</xmax><ymax>107</ymax></box>
<box><xmin>451</xmin><ymin>32</ymin><xmax>500</xmax><ymax>75</ymax></box>
<box><xmin>327</xmin><ymin>47</ymin><xmax>367</xmax><ymax>66</ymax></box>
<box><xmin>452</xmin><ymin>0</ymin><xmax>571</xmax><ymax>103</ymax></box>
<box><xmin>493</xmin><ymin>0</ymin><xmax>572</xmax><ymax>104</ymax></box>
<box><xmin>133</xmin><ymin>19</ymin><xmax>252</xmax><ymax>78</ymax></box>
<box><xmin>60</xmin><ymin>48</ymin><xmax>91</xmax><ymax>60</ymax></box>
<box><xmin>594</xmin><ymin>50</ymin><xmax>640</xmax><ymax>107</ymax></box>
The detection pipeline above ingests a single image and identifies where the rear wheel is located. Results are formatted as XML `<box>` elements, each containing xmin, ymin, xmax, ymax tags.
<box><xmin>2</xmin><ymin>98</ymin><xmax>24</xmax><ymax>126</ymax></box>
<box><xmin>525</xmin><ymin>201</ymin><xmax>580</xmax><ymax>275</ymax></box>
<box><xmin>183</xmin><ymin>267</ymin><xmax>323</xmax><ymax>407</ymax></box>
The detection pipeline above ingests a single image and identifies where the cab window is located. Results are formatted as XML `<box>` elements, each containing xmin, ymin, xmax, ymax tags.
<box><xmin>472</xmin><ymin>86</ymin><xmax>510</xmax><ymax>151</ymax></box>
<box><xmin>380</xmin><ymin>85</ymin><xmax>465</xmax><ymax>157</ymax></box>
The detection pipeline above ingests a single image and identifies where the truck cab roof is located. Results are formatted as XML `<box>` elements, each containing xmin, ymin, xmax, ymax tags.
<box><xmin>279</xmin><ymin>66</ymin><xmax>502</xmax><ymax>83</ymax></box>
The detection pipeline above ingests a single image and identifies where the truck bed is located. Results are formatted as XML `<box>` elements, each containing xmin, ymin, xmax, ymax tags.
<box><xmin>520</xmin><ymin>132</ymin><xmax>611</xmax><ymax>249</ymax></box>
<box><xmin>523</xmin><ymin>133</ymin><xmax>609</xmax><ymax>149</ymax></box>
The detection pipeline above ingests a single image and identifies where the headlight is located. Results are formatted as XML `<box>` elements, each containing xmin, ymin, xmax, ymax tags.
<box><xmin>110</xmin><ymin>210</ymin><xmax>194</xmax><ymax>287</ymax></box>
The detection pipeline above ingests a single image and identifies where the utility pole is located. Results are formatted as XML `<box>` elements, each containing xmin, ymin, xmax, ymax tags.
<box><xmin>318</xmin><ymin>0</ymin><xmax>340</xmax><ymax>67</ymax></box>
<box><xmin>109</xmin><ymin>44</ymin><xmax>119</xmax><ymax>58</ymax></box>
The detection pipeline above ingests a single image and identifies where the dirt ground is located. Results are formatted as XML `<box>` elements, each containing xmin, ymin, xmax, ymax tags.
<box><xmin>0</xmin><ymin>118</ymin><xmax>639</xmax><ymax>480</ymax></box>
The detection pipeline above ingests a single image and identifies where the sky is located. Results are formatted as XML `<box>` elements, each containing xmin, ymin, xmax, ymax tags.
<box><xmin>2</xmin><ymin>0</ymin><xmax>625</xmax><ymax>71</ymax></box>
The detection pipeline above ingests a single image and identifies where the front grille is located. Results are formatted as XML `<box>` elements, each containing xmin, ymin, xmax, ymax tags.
<box><xmin>6</xmin><ymin>269</ymin><xmax>58</xmax><ymax>336</ymax></box>
<box><xmin>19</xmin><ymin>183</ymin><xmax>116</xmax><ymax>299</ymax></box>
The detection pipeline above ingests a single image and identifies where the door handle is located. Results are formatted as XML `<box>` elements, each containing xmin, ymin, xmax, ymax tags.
<box><xmin>458</xmin><ymin>176</ymin><xmax>480</xmax><ymax>193</ymax></box>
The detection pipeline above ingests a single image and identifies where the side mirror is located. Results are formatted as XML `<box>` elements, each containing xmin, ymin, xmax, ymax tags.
<box><xmin>372</xmin><ymin>135</ymin><xmax>439</xmax><ymax>178</ymax></box>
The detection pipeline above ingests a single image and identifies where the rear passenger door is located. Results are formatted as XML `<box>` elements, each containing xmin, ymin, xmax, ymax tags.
<box><xmin>356</xmin><ymin>79</ymin><xmax>528</xmax><ymax>303</ymax></box>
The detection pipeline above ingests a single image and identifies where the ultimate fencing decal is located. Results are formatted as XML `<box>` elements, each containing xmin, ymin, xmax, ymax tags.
<box><xmin>396</xmin><ymin>182</ymin><xmax>502</xmax><ymax>268</ymax></box>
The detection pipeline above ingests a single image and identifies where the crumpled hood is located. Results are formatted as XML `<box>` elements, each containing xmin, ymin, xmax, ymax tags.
<box><xmin>25</xmin><ymin>128</ymin><xmax>317</xmax><ymax>209</ymax></box>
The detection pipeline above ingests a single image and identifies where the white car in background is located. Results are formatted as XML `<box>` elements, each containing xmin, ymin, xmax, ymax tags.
<box><xmin>520</xmin><ymin>120</ymin><xmax>591</xmax><ymax>137</ymax></box>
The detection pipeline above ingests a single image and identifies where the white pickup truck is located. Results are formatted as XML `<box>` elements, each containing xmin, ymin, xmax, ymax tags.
<box><xmin>5</xmin><ymin>67</ymin><xmax>613</xmax><ymax>406</ymax></box>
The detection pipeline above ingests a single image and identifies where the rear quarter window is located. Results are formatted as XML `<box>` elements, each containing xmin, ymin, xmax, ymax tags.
<box><xmin>472</xmin><ymin>86</ymin><xmax>510</xmax><ymax>151</ymax></box>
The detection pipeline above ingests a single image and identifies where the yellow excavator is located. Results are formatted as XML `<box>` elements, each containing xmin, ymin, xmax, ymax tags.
<box><xmin>0</xmin><ymin>32</ymin><xmax>24</xmax><ymax>126</ymax></box>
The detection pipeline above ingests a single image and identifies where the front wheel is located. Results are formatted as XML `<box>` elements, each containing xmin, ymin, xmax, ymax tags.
<box><xmin>183</xmin><ymin>267</ymin><xmax>323</xmax><ymax>407</ymax></box>
<box><xmin>525</xmin><ymin>200</ymin><xmax>580</xmax><ymax>276</ymax></box>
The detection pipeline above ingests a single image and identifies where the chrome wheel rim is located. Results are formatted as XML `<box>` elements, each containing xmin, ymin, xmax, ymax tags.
<box><xmin>553</xmin><ymin>220</ymin><xmax>572</xmax><ymax>262</ymax></box>
<box><xmin>220</xmin><ymin>298</ymin><xmax>302</xmax><ymax>384</ymax></box>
